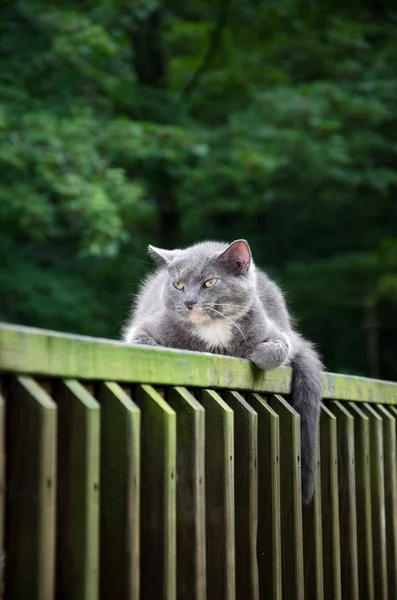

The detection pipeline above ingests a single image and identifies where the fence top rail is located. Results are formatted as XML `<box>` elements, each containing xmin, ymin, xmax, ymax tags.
<box><xmin>1</xmin><ymin>323</ymin><xmax>397</xmax><ymax>404</ymax></box>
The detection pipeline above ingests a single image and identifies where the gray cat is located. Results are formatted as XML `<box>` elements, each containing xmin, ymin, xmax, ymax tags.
<box><xmin>124</xmin><ymin>239</ymin><xmax>323</xmax><ymax>503</ymax></box>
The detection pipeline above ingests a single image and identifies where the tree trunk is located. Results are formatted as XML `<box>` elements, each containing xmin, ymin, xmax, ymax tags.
<box><xmin>129</xmin><ymin>9</ymin><xmax>181</xmax><ymax>248</ymax></box>
<box><xmin>130</xmin><ymin>9</ymin><xmax>166</xmax><ymax>89</ymax></box>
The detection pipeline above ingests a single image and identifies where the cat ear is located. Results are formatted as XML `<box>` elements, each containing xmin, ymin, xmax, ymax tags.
<box><xmin>218</xmin><ymin>239</ymin><xmax>251</xmax><ymax>275</ymax></box>
<box><xmin>148</xmin><ymin>245</ymin><xmax>180</xmax><ymax>266</ymax></box>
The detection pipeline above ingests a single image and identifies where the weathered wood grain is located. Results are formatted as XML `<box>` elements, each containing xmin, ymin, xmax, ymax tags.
<box><xmin>1</xmin><ymin>323</ymin><xmax>397</xmax><ymax>404</ymax></box>
<box><xmin>165</xmin><ymin>387</ymin><xmax>206</xmax><ymax>600</ymax></box>
<box><xmin>360</xmin><ymin>403</ymin><xmax>388</xmax><ymax>600</ymax></box>
<box><xmin>328</xmin><ymin>401</ymin><xmax>359</xmax><ymax>600</ymax></box>
<box><xmin>98</xmin><ymin>382</ymin><xmax>140</xmax><ymax>600</ymax></box>
<box><xmin>6</xmin><ymin>376</ymin><xmax>57</xmax><ymax>600</ymax></box>
<box><xmin>222</xmin><ymin>391</ymin><xmax>259</xmax><ymax>600</ymax></box>
<box><xmin>374</xmin><ymin>404</ymin><xmax>397</xmax><ymax>600</ymax></box>
<box><xmin>347</xmin><ymin>402</ymin><xmax>374</xmax><ymax>600</ymax></box>
<box><xmin>134</xmin><ymin>384</ymin><xmax>177</xmax><ymax>600</ymax></box>
<box><xmin>246</xmin><ymin>393</ymin><xmax>282</xmax><ymax>600</ymax></box>
<box><xmin>267</xmin><ymin>394</ymin><xmax>304</xmax><ymax>600</ymax></box>
<box><xmin>198</xmin><ymin>389</ymin><xmax>235</xmax><ymax>600</ymax></box>
<box><xmin>55</xmin><ymin>379</ymin><xmax>100</xmax><ymax>600</ymax></box>
<box><xmin>319</xmin><ymin>404</ymin><xmax>342</xmax><ymax>600</ymax></box>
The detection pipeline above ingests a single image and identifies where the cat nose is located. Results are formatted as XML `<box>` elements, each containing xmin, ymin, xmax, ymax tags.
<box><xmin>184</xmin><ymin>300</ymin><xmax>197</xmax><ymax>310</ymax></box>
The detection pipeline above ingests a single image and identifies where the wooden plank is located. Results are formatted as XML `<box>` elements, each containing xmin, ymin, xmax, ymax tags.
<box><xmin>55</xmin><ymin>379</ymin><xmax>100</xmax><ymax>600</ymax></box>
<box><xmin>374</xmin><ymin>405</ymin><xmax>397</xmax><ymax>600</ymax></box>
<box><xmin>360</xmin><ymin>403</ymin><xmax>388</xmax><ymax>600</ymax></box>
<box><xmin>222</xmin><ymin>391</ymin><xmax>259</xmax><ymax>600</ymax></box>
<box><xmin>319</xmin><ymin>404</ymin><xmax>342</xmax><ymax>600</ymax></box>
<box><xmin>198</xmin><ymin>389</ymin><xmax>235</xmax><ymax>600</ymax></box>
<box><xmin>165</xmin><ymin>387</ymin><xmax>206</xmax><ymax>600</ymax></box>
<box><xmin>2</xmin><ymin>323</ymin><xmax>397</xmax><ymax>405</ymax></box>
<box><xmin>267</xmin><ymin>394</ymin><xmax>304</xmax><ymax>600</ymax></box>
<box><xmin>347</xmin><ymin>403</ymin><xmax>374</xmax><ymax>600</ymax></box>
<box><xmin>246</xmin><ymin>393</ymin><xmax>282</xmax><ymax>600</ymax></box>
<box><xmin>0</xmin><ymin>389</ymin><xmax>4</xmax><ymax>593</ymax></box>
<box><xmin>5</xmin><ymin>376</ymin><xmax>57</xmax><ymax>600</ymax></box>
<box><xmin>98</xmin><ymin>382</ymin><xmax>140</xmax><ymax>600</ymax></box>
<box><xmin>134</xmin><ymin>384</ymin><xmax>176</xmax><ymax>600</ymax></box>
<box><xmin>302</xmin><ymin>438</ymin><xmax>324</xmax><ymax>600</ymax></box>
<box><xmin>328</xmin><ymin>401</ymin><xmax>359</xmax><ymax>600</ymax></box>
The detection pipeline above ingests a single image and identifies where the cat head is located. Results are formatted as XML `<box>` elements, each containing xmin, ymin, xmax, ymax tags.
<box><xmin>148</xmin><ymin>240</ymin><xmax>255</xmax><ymax>324</ymax></box>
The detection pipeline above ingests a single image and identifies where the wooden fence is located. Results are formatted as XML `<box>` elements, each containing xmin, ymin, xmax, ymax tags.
<box><xmin>1</xmin><ymin>323</ymin><xmax>397</xmax><ymax>600</ymax></box>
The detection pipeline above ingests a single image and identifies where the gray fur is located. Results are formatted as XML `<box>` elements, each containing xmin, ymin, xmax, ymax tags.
<box><xmin>123</xmin><ymin>239</ymin><xmax>323</xmax><ymax>503</ymax></box>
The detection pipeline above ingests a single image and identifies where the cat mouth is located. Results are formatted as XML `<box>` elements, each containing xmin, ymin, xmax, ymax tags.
<box><xmin>187</xmin><ymin>307</ymin><xmax>206</xmax><ymax>322</ymax></box>
<box><xmin>186</xmin><ymin>306</ymin><xmax>225</xmax><ymax>324</ymax></box>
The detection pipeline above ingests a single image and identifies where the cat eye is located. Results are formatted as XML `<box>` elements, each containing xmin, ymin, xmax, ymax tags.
<box><xmin>173</xmin><ymin>282</ymin><xmax>185</xmax><ymax>290</ymax></box>
<box><xmin>203</xmin><ymin>278</ymin><xmax>218</xmax><ymax>288</ymax></box>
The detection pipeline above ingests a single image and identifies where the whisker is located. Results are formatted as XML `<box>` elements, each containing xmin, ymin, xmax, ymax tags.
<box><xmin>215</xmin><ymin>303</ymin><xmax>262</xmax><ymax>314</ymax></box>
<box><xmin>208</xmin><ymin>307</ymin><xmax>247</xmax><ymax>343</ymax></box>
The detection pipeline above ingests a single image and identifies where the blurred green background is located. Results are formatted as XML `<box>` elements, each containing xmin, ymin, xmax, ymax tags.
<box><xmin>0</xmin><ymin>0</ymin><xmax>396</xmax><ymax>380</ymax></box>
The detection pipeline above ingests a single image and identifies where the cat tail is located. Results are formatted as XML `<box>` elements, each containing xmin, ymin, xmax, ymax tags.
<box><xmin>290</xmin><ymin>339</ymin><xmax>323</xmax><ymax>504</ymax></box>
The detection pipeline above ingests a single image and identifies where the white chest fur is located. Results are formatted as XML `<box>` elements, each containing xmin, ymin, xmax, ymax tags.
<box><xmin>192</xmin><ymin>318</ymin><xmax>233</xmax><ymax>350</ymax></box>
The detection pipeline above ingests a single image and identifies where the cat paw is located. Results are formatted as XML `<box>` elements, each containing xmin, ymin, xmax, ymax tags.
<box><xmin>134</xmin><ymin>336</ymin><xmax>159</xmax><ymax>346</ymax></box>
<box><xmin>127</xmin><ymin>333</ymin><xmax>159</xmax><ymax>346</ymax></box>
<box><xmin>250</xmin><ymin>335</ymin><xmax>291</xmax><ymax>370</ymax></box>
<box><xmin>124</xmin><ymin>326</ymin><xmax>160</xmax><ymax>346</ymax></box>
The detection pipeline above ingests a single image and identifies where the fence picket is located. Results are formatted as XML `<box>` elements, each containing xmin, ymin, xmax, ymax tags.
<box><xmin>347</xmin><ymin>402</ymin><xmax>375</xmax><ymax>600</ymax></box>
<box><xmin>98</xmin><ymin>382</ymin><xmax>140</xmax><ymax>600</ymax></box>
<box><xmin>134</xmin><ymin>384</ymin><xmax>177</xmax><ymax>600</ymax></box>
<box><xmin>222</xmin><ymin>391</ymin><xmax>259</xmax><ymax>600</ymax></box>
<box><xmin>360</xmin><ymin>403</ymin><xmax>388</xmax><ymax>600</ymax></box>
<box><xmin>165</xmin><ymin>387</ymin><xmax>206</xmax><ymax>600</ymax></box>
<box><xmin>0</xmin><ymin>389</ymin><xmax>4</xmax><ymax>593</ymax></box>
<box><xmin>267</xmin><ymin>394</ymin><xmax>304</xmax><ymax>600</ymax></box>
<box><xmin>328</xmin><ymin>401</ymin><xmax>359</xmax><ymax>600</ymax></box>
<box><xmin>198</xmin><ymin>389</ymin><xmax>235</xmax><ymax>600</ymax></box>
<box><xmin>319</xmin><ymin>404</ymin><xmax>342</xmax><ymax>600</ymax></box>
<box><xmin>374</xmin><ymin>404</ymin><xmax>397</xmax><ymax>600</ymax></box>
<box><xmin>5</xmin><ymin>376</ymin><xmax>57</xmax><ymax>600</ymax></box>
<box><xmin>246</xmin><ymin>393</ymin><xmax>282</xmax><ymax>600</ymax></box>
<box><xmin>302</xmin><ymin>440</ymin><xmax>324</xmax><ymax>600</ymax></box>
<box><xmin>55</xmin><ymin>379</ymin><xmax>100</xmax><ymax>600</ymax></box>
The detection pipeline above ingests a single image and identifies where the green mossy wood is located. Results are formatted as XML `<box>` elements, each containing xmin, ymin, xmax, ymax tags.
<box><xmin>0</xmin><ymin>390</ymin><xmax>4</xmax><ymax>592</ymax></box>
<box><xmin>246</xmin><ymin>393</ymin><xmax>282</xmax><ymax>600</ymax></box>
<box><xmin>134</xmin><ymin>385</ymin><xmax>177</xmax><ymax>600</ymax></box>
<box><xmin>165</xmin><ymin>387</ymin><xmax>206</xmax><ymax>600</ymax></box>
<box><xmin>1</xmin><ymin>324</ymin><xmax>397</xmax><ymax>404</ymax></box>
<box><xmin>267</xmin><ymin>394</ymin><xmax>304</xmax><ymax>600</ymax></box>
<box><xmin>360</xmin><ymin>403</ymin><xmax>388</xmax><ymax>600</ymax></box>
<box><xmin>222</xmin><ymin>391</ymin><xmax>259</xmax><ymax>600</ymax></box>
<box><xmin>98</xmin><ymin>382</ymin><xmax>140</xmax><ymax>600</ymax></box>
<box><xmin>5</xmin><ymin>376</ymin><xmax>57</xmax><ymax>600</ymax></box>
<box><xmin>319</xmin><ymin>405</ymin><xmax>342</xmax><ymax>600</ymax></box>
<box><xmin>374</xmin><ymin>405</ymin><xmax>397</xmax><ymax>599</ymax></box>
<box><xmin>347</xmin><ymin>403</ymin><xmax>375</xmax><ymax>600</ymax></box>
<box><xmin>1</xmin><ymin>324</ymin><xmax>397</xmax><ymax>600</ymax></box>
<box><xmin>302</xmin><ymin>439</ymin><xmax>324</xmax><ymax>600</ymax></box>
<box><xmin>55</xmin><ymin>379</ymin><xmax>100</xmax><ymax>600</ymax></box>
<box><xmin>328</xmin><ymin>401</ymin><xmax>359</xmax><ymax>600</ymax></box>
<box><xmin>198</xmin><ymin>389</ymin><xmax>235</xmax><ymax>600</ymax></box>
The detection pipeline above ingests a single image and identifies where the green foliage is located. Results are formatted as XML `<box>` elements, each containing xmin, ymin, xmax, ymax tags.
<box><xmin>1</xmin><ymin>0</ymin><xmax>396</xmax><ymax>379</ymax></box>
